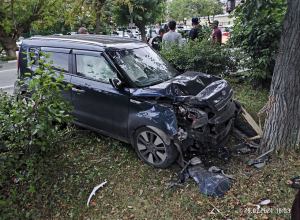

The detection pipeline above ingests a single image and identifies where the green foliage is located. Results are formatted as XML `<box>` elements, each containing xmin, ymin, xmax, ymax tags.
<box><xmin>0</xmin><ymin>0</ymin><xmax>64</xmax><ymax>57</ymax></box>
<box><xmin>64</xmin><ymin>0</ymin><xmax>115</xmax><ymax>33</ymax></box>
<box><xmin>168</xmin><ymin>0</ymin><xmax>223</xmax><ymax>21</ymax></box>
<box><xmin>0</xmin><ymin>0</ymin><xmax>63</xmax><ymax>34</ymax></box>
<box><xmin>230</xmin><ymin>0</ymin><xmax>286</xmax><ymax>81</ymax></box>
<box><xmin>0</xmin><ymin>56</ymin><xmax>16</xmax><ymax>62</ymax></box>
<box><xmin>112</xmin><ymin>0</ymin><xmax>166</xmax><ymax>25</ymax></box>
<box><xmin>0</xmin><ymin>52</ymin><xmax>74</xmax><ymax>187</ymax></box>
<box><xmin>160</xmin><ymin>37</ymin><xmax>243</xmax><ymax>76</ymax></box>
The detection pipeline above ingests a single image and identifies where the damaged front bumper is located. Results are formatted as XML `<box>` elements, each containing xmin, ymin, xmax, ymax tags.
<box><xmin>175</xmin><ymin>99</ymin><xmax>242</xmax><ymax>155</ymax></box>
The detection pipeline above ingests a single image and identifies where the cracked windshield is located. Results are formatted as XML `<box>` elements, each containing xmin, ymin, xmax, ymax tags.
<box><xmin>109</xmin><ymin>47</ymin><xmax>179</xmax><ymax>87</ymax></box>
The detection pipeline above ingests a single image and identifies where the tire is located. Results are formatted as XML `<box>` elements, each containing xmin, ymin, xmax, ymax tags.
<box><xmin>234</xmin><ymin>117</ymin><xmax>258</xmax><ymax>137</ymax></box>
<box><xmin>234</xmin><ymin>117</ymin><xmax>260</xmax><ymax>144</ymax></box>
<box><xmin>133</xmin><ymin>127</ymin><xmax>178</xmax><ymax>169</ymax></box>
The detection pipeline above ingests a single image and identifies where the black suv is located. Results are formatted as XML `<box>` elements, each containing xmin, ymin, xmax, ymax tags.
<box><xmin>15</xmin><ymin>35</ymin><xmax>242</xmax><ymax>168</ymax></box>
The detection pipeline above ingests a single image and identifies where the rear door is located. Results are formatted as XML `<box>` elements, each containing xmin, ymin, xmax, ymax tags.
<box><xmin>40</xmin><ymin>48</ymin><xmax>72</xmax><ymax>102</ymax></box>
<box><xmin>25</xmin><ymin>47</ymin><xmax>72</xmax><ymax>102</ymax></box>
<box><xmin>70</xmin><ymin>50</ymin><xmax>129</xmax><ymax>138</ymax></box>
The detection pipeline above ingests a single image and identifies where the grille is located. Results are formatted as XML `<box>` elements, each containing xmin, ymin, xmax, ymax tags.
<box><xmin>215</xmin><ymin>90</ymin><xmax>233</xmax><ymax>111</ymax></box>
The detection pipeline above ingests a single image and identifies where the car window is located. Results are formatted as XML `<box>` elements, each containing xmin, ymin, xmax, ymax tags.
<box><xmin>29</xmin><ymin>48</ymin><xmax>39</xmax><ymax>66</ymax></box>
<box><xmin>109</xmin><ymin>46</ymin><xmax>179</xmax><ymax>87</ymax></box>
<box><xmin>76</xmin><ymin>54</ymin><xmax>116</xmax><ymax>83</ymax></box>
<box><xmin>41</xmin><ymin>52</ymin><xmax>69</xmax><ymax>73</ymax></box>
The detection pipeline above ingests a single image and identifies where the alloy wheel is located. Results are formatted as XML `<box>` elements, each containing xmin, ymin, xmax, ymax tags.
<box><xmin>136</xmin><ymin>131</ymin><xmax>167</xmax><ymax>165</ymax></box>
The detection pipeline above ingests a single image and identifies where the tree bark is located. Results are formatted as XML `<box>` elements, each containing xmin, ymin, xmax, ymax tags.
<box><xmin>0</xmin><ymin>32</ymin><xmax>19</xmax><ymax>58</ymax></box>
<box><xmin>259</xmin><ymin>0</ymin><xmax>300</xmax><ymax>153</ymax></box>
<box><xmin>94</xmin><ymin>0</ymin><xmax>106</xmax><ymax>34</ymax></box>
<box><xmin>137</xmin><ymin>22</ymin><xmax>147</xmax><ymax>43</ymax></box>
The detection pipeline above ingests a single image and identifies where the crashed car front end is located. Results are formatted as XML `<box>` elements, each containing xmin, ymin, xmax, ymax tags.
<box><xmin>130</xmin><ymin>71</ymin><xmax>242</xmax><ymax>164</ymax></box>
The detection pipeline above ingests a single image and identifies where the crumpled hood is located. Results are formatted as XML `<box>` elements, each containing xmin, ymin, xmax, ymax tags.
<box><xmin>130</xmin><ymin>71</ymin><xmax>233</xmax><ymax>110</ymax></box>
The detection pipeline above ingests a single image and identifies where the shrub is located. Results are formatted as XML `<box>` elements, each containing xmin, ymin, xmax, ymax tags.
<box><xmin>0</xmin><ymin>52</ymin><xmax>74</xmax><ymax>187</ymax></box>
<box><xmin>230</xmin><ymin>0</ymin><xmax>286</xmax><ymax>83</ymax></box>
<box><xmin>160</xmin><ymin>38</ymin><xmax>243</xmax><ymax>76</ymax></box>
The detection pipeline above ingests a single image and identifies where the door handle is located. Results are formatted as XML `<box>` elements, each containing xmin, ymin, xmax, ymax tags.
<box><xmin>72</xmin><ymin>87</ymin><xmax>85</xmax><ymax>93</ymax></box>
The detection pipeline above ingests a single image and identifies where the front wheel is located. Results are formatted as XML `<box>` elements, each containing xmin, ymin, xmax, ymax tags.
<box><xmin>134</xmin><ymin>127</ymin><xmax>178</xmax><ymax>169</ymax></box>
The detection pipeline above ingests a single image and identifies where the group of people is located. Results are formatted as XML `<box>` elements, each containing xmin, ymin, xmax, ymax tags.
<box><xmin>149</xmin><ymin>17</ymin><xmax>222</xmax><ymax>51</ymax></box>
<box><xmin>77</xmin><ymin>17</ymin><xmax>222</xmax><ymax>50</ymax></box>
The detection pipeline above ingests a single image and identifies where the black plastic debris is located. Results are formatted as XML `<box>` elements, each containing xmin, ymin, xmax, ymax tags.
<box><xmin>238</xmin><ymin>147</ymin><xmax>251</xmax><ymax>154</ymax></box>
<box><xmin>287</xmin><ymin>176</ymin><xmax>300</xmax><ymax>189</ymax></box>
<box><xmin>188</xmin><ymin>164</ymin><xmax>232</xmax><ymax>198</ymax></box>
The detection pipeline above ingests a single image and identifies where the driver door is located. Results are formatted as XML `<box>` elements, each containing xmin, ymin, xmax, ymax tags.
<box><xmin>70</xmin><ymin>50</ymin><xmax>129</xmax><ymax>138</ymax></box>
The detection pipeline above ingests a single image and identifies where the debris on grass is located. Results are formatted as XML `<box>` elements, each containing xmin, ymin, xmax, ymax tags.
<box><xmin>87</xmin><ymin>181</ymin><xmax>107</xmax><ymax>206</ymax></box>
<box><xmin>286</xmin><ymin>176</ymin><xmax>300</xmax><ymax>189</ymax></box>
<box><xmin>260</xmin><ymin>199</ymin><xmax>271</xmax><ymax>205</ymax></box>
<box><xmin>237</xmin><ymin>147</ymin><xmax>251</xmax><ymax>154</ymax></box>
<box><xmin>188</xmin><ymin>164</ymin><xmax>232</xmax><ymax>198</ymax></box>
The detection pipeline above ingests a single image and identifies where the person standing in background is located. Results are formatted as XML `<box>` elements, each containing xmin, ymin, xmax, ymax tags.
<box><xmin>189</xmin><ymin>17</ymin><xmax>203</xmax><ymax>43</ymax></box>
<box><xmin>151</xmin><ymin>29</ymin><xmax>166</xmax><ymax>51</ymax></box>
<box><xmin>162</xmin><ymin>21</ymin><xmax>183</xmax><ymax>49</ymax></box>
<box><xmin>211</xmin><ymin>20</ymin><xmax>222</xmax><ymax>46</ymax></box>
<box><xmin>78</xmin><ymin>27</ymin><xmax>89</xmax><ymax>34</ymax></box>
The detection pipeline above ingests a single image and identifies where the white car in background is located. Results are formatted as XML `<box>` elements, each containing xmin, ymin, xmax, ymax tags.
<box><xmin>219</xmin><ymin>25</ymin><xmax>233</xmax><ymax>44</ymax></box>
<box><xmin>16</xmin><ymin>37</ymin><xmax>24</xmax><ymax>51</ymax></box>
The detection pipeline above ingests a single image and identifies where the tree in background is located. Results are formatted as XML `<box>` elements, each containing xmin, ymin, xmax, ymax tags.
<box><xmin>0</xmin><ymin>0</ymin><xmax>63</xmax><ymax>58</ymax></box>
<box><xmin>65</xmin><ymin>0</ymin><xmax>111</xmax><ymax>34</ymax></box>
<box><xmin>168</xmin><ymin>0</ymin><xmax>223</xmax><ymax>22</ymax></box>
<box><xmin>230</xmin><ymin>0</ymin><xmax>286</xmax><ymax>85</ymax></box>
<box><xmin>112</xmin><ymin>0</ymin><xmax>166</xmax><ymax>42</ymax></box>
<box><xmin>167</xmin><ymin>0</ymin><xmax>189</xmax><ymax>22</ymax></box>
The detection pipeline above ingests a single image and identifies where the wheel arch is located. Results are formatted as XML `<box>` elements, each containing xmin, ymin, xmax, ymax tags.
<box><xmin>128</xmin><ymin>105</ymin><xmax>178</xmax><ymax>146</ymax></box>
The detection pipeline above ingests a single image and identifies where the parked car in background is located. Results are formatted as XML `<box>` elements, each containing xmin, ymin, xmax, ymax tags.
<box><xmin>66</xmin><ymin>32</ymin><xmax>78</xmax><ymax>35</ymax></box>
<box><xmin>16</xmin><ymin>37</ymin><xmax>24</xmax><ymax>51</ymax></box>
<box><xmin>15</xmin><ymin>35</ymin><xmax>242</xmax><ymax>168</ymax></box>
<box><xmin>219</xmin><ymin>25</ymin><xmax>232</xmax><ymax>44</ymax></box>
<box><xmin>112</xmin><ymin>31</ymin><xmax>131</xmax><ymax>38</ymax></box>
<box><xmin>178</xmin><ymin>28</ymin><xmax>191</xmax><ymax>39</ymax></box>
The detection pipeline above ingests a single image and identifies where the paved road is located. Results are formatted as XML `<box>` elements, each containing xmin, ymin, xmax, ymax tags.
<box><xmin>0</xmin><ymin>60</ymin><xmax>18</xmax><ymax>95</ymax></box>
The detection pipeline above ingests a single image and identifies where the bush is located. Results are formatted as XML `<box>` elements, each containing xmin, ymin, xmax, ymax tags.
<box><xmin>0</xmin><ymin>56</ymin><xmax>16</xmax><ymax>62</ymax></box>
<box><xmin>230</xmin><ymin>0</ymin><xmax>286</xmax><ymax>83</ymax></box>
<box><xmin>0</xmin><ymin>52</ymin><xmax>74</xmax><ymax>187</ymax></box>
<box><xmin>160</xmin><ymin>38</ymin><xmax>243</xmax><ymax>76</ymax></box>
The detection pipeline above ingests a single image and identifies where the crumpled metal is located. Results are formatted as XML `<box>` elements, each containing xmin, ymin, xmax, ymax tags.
<box><xmin>188</xmin><ymin>165</ymin><xmax>232</xmax><ymax>198</ymax></box>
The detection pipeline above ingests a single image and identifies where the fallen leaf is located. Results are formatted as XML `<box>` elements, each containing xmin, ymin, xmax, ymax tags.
<box><xmin>197</xmin><ymin>201</ymin><xmax>203</xmax><ymax>206</ymax></box>
<box><xmin>91</xmin><ymin>201</ymin><xmax>96</xmax><ymax>206</ymax></box>
<box><xmin>262</xmin><ymin>214</ymin><xmax>269</xmax><ymax>219</ymax></box>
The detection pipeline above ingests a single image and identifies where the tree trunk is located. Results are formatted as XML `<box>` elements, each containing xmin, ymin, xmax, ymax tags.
<box><xmin>94</xmin><ymin>0</ymin><xmax>106</xmax><ymax>35</ymax></box>
<box><xmin>137</xmin><ymin>23</ymin><xmax>147</xmax><ymax>43</ymax></box>
<box><xmin>95</xmin><ymin>12</ymin><xmax>101</xmax><ymax>34</ymax></box>
<box><xmin>0</xmin><ymin>35</ymin><xmax>18</xmax><ymax>58</ymax></box>
<box><xmin>259</xmin><ymin>0</ymin><xmax>300</xmax><ymax>154</ymax></box>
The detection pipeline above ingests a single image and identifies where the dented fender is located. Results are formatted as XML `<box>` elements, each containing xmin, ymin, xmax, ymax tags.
<box><xmin>128</xmin><ymin>101</ymin><xmax>178</xmax><ymax>146</ymax></box>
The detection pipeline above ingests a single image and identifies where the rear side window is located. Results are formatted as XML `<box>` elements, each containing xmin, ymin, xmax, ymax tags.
<box><xmin>41</xmin><ymin>52</ymin><xmax>69</xmax><ymax>73</ymax></box>
<box><xmin>76</xmin><ymin>55</ymin><xmax>116</xmax><ymax>83</ymax></box>
<box><xmin>29</xmin><ymin>48</ymin><xmax>39</xmax><ymax>65</ymax></box>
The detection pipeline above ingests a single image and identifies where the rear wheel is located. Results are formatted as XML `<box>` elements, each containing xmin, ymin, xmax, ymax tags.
<box><xmin>134</xmin><ymin>127</ymin><xmax>178</xmax><ymax>169</ymax></box>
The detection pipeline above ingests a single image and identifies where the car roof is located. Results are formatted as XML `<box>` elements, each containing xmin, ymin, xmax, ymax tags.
<box><xmin>23</xmin><ymin>35</ymin><xmax>146</xmax><ymax>51</ymax></box>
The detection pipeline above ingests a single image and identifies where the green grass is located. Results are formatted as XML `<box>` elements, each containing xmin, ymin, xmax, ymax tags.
<box><xmin>1</xmin><ymin>81</ymin><xmax>296</xmax><ymax>219</ymax></box>
<box><xmin>231</xmin><ymin>79</ymin><xmax>270</xmax><ymax>125</ymax></box>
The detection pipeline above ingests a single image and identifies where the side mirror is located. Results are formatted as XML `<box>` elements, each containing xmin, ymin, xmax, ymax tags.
<box><xmin>109</xmin><ymin>77</ymin><xmax>123</xmax><ymax>90</ymax></box>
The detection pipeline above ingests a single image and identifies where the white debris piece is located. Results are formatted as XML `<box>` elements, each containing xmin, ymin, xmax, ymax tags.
<box><xmin>260</xmin><ymin>199</ymin><xmax>271</xmax><ymax>205</ymax></box>
<box><xmin>87</xmin><ymin>181</ymin><xmax>107</xmax><ymax>206</ymax></box>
